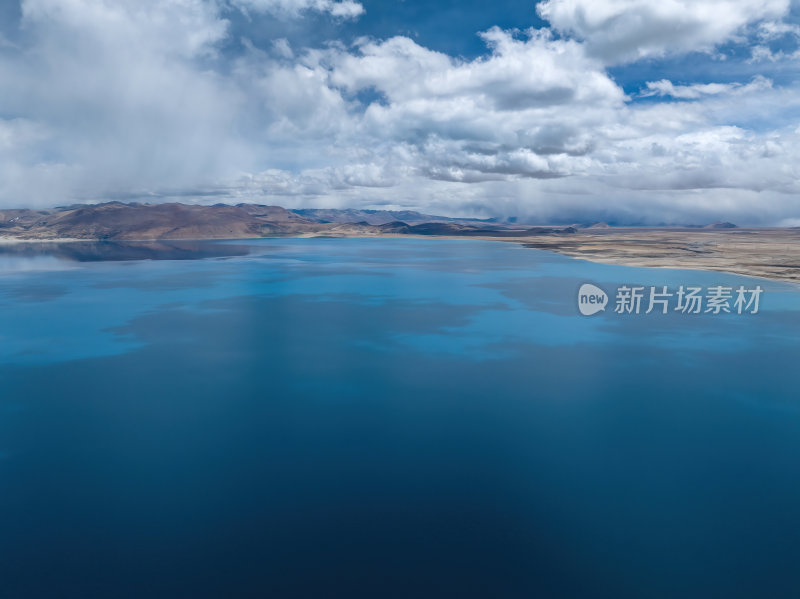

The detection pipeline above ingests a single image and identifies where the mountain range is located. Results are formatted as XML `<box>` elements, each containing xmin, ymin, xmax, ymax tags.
<box><xmin>0</xmin><ymin>202</ymin><xmax>575</xmax><ymax>241</ymax></box>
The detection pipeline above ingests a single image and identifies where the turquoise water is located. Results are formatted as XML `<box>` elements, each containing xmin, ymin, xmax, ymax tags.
<box><xmin>1</xmin><ymin>238</ymin><xmax>799</xmax><ymax>598</ymax></box>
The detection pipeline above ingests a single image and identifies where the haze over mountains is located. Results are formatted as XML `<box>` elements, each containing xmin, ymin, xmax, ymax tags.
<box><xmin>291</xmin><ymin>209</ymin><xmax>494</xmax><ymax>226</ymax></box>
<box><xmin>3</xmin><ymin>201</ymin><xmax>799</xmax><ymax>283</ymax></box>
<box><xmin>0</xmin><ymin>202</ymin><xmax>749</xmax><ymax>242</ymax></box>
<box><xmin>0</xmin><ymin>202</ymin><xmax>578</xmax><ymax>241</ymax></box>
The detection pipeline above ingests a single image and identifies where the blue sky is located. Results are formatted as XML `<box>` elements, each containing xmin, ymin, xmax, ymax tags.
<box><xmin>261</xmin><ymin>0</ymin><xmax>550</xmax><ymax>58</ymax></box>
<box><xmin>1</xmin><ymin>0</ymin><xmax>800</xmax><ymax>224</ymax></box>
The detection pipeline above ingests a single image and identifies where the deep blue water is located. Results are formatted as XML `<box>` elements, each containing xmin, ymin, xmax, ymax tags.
<box><xmin>0</xmin><ymin>238</ymin><xmax>799</xmax><ymax>598</ymax></box>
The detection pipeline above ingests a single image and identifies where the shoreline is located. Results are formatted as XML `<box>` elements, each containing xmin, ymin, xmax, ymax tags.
<box><xmin>1</xmin><ymin>229</ymin><xmax>798</xmax><ymax>285</ymax></box>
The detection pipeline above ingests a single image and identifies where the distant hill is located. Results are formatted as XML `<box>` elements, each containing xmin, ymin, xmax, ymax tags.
<box><xmin>0</xmin><ymin>202</ymin><xmax>575</xmax><ymax>241</ymax></box>
<box><xmin>0</xmin><ymin>203</ymin><xmax>321</xmax><ymax>240</ymax></box>
<box><xmin>292</xmin><ymin>208</ymin><xmax>493</xmax><ymax>226</ymax></box>
<box><xmin>572</xmin><ymin>222</ymin><xmax>611</xmax><ymax>229</ymax></box>
<box><xmin>377</xmin><ymin>221</ymin><xmax>576</xmax><ymax>237</ymax></box>
<box><xmin>1</xmin><ymin>202</ymin><xmax>757</xmax><ymax>241</ymax></box>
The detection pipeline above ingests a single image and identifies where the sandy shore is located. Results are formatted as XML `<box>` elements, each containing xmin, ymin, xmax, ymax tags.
<box><xmin>476</xmin><ymin>228</ymin><xmax>800</xmax><ymax>284</ymax></box>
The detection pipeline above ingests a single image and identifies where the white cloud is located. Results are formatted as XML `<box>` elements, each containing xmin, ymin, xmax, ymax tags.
<box><xmin>0</xmin><ymin>0</ymin><xmax>249</xmax><ymax>206</ymax></box>
<box><xmin>330</xmin><ymin>28</ymin><xmax>622</xmax><ymax>107</ymax></box>
<box><xmin>22</xmin><ymin>0</ymin><xmax>229</xmax><ymax>58</ymax></box>
<box><xmin>756</xmin><ymin>19</ymin><xmax>800</xmax><ymax>41</ymax></box>
<box><xmin>0</xmin><ymin>0</ymin><xmax>798</xmax><ymax>224</ymax></box>
<box><xmin>230</xmin><ymin>0</ymin><xmax>364</xmax><ymax>19</ymax></box>
<box><xmin>320</xmin><ymin>29</ymin><xmax>623</xmax><ymax>181</ymax></box>
<box><xmin>271</xmin><ymin>38</ymin><xmax>294</xmax><ymax>59</ymax></box>
<box><xmin>537</xmin><ymin>0</ymin><xmax>790</xmax><ymax>63</ymax></box>
<box><xmin>641</xmin><ymin>76</ymin><xmax>773</xmax><ymax>99</ymax></box>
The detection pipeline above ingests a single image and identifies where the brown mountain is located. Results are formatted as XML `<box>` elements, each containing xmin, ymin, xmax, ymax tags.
<box><xmin>0</xmin><ymin>202</ymin><xmax>575</xmax><ymax>240</ymax></box>
<box><xmin>0</xmin><ymin>202</ymin><xmax>323</xmax><ymax>240</ymax></box>
<box><xmin>0</xmin><ymin>202</ymin><xmax>578</xmax><ymax>241</ymax></box>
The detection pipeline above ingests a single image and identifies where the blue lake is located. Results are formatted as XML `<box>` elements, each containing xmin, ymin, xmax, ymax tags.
<box><xmin>1</xmin><ymin>238</ymin><xmax>799</xmax><ymax>598</ymax></box>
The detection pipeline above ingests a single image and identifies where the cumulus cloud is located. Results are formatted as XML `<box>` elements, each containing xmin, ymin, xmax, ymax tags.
<box><xmin>748</xmin><ymin>20</ymin><xmax>800</xmax><ymax>62</ymax></box>
<box><xmin>22</xmin><ymin>0</ymin><xmax>229</xmax><ymax>58</ymax></box>
<box><xmin>0</xmin><ymin>0</ymin><xmax>799</xmax><ymax>224</ymax></box>
<box><xmin>320</xmin><ymin>29</ymin><xmax>622</xmax><ymax>181</ymax></box>
<box><xmin>537</xmin><ymin>0</ymin><xmax>790</xmax><ymax>63</ymax></box>
<box><xmin>0</xmin><ymin>0</ymin><xmax>249</xmax><ymax>206</ymax></box>
<box><xmin>641</xmin><ymin>76</ymin><xmax>773</xmax><ymax>99</ymax></box>
<box><xmin>231</xmin><ymin>0</ymin><xmax>364</xmax><ymax>19</ymax></box>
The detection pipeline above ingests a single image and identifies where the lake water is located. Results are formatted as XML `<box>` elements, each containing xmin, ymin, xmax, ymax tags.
<box><xmin>1</xmin><ymin>238</ymin><xmax>799</xmax><ymax>598</ymax></box>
